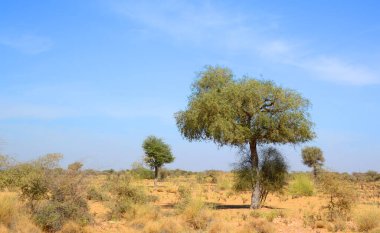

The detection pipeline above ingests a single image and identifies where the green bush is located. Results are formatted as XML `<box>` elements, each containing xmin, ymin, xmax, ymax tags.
<box><xmin>288</xmin><ymin>174</ymin><xmax>314</xmax><ymax>197</ymax></box>
<box><xmin>129</xmin><ymin>162</ymin><xmax>154</xmax><ymax>179</ymax></box>
<box><xmin>86</xmin><ymin>187</ymin><xmax>108</xmax><ymax>201</ymax></box>
<box><xmin>107</xmin><ymin>177</ymin><xmax>152</xmax><ymax>220</ymax></box>
<box><xmin>34</xmin><ymin>200</ymin><xmax>90</xmax><ymax>233</ymax></box>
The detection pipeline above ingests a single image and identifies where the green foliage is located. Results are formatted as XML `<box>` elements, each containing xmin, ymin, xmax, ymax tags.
<box><xmin>301</xmin><ymin>147</ymin><xmax>324</xmax><ymax>177</ymax></box>
<box><xmin>364</xmin><ymin>170</ymin><xmax>380</xmax><ymax>182</ymax></box>
<box><xmin>142</xmin><ymin>136</ymin><xmax>174</xmax><ymax>169</ymax></box>
<box><xmin>288</xmin><ymin>174</ymin><xmax>314</xmax><ymax>197</ymax></box>
<box><xmin>86</xmin><ymin>187</ymin><xmax>108</xmax><ymax>201</ymax></box>
<box><xmin>233</xmin><ymin>147</ymin><xmax>288</xmax><ymax>205</ymax></box>
<box><xmin>34</xmin><ymin>200</ymin><xmax>90</xmax><ymax>233</ymax></box>
<box><xmin>129</xmin><ymin>162</ymin><xmax>154</xmax><ymax>179</ymax></box>
<box><xmin>176</xmin><ymin>66</ymin><xmax>314</xmax><ymax>208</ymax></box>
<box><xmin>107</xmin><ymin>175</ymin><xmax>152</xmax><ymax>220</ymax></box>
<box><xmin>175</xmin><ymin>65</ymin><xmax>315</xmax><ymax>147</ymax></box>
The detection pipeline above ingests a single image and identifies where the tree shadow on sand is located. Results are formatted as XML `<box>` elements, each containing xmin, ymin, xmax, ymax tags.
<box><xmin>159</xmin><ymin>202</ymin><xmax>284</xmax><ymax>210</ymax></box>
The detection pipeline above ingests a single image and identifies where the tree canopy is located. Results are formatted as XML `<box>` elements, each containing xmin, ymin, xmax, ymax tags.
<box><xmin>175</xmin><ymin>66</ymin><xmax>315</xmax><ymax>148</ymax></box>
<box><xmin>143</xmin><ymin>136</ymin><xmax>174</xmax><ymax>169</ymax></box>
<box><xmin>301</xmin><ymin>146</ymin><xmax>324</xmax><ymax>178</ymax></box>
<box><xmin>142</xmin><ymin>136</ymin><xmax>174</xmax><ymax>186</ymax></box>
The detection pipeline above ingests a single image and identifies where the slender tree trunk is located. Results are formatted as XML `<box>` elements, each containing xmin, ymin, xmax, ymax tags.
<box><xmin>249</xmin><ymin>140</ymin><xmax>261</xmax><ymax>209</ymax></box>
<box><xmin>154</xmin><ymin>166</ymin><xmax>159</xmax><ymax>188</ymax></box>
<box><xmin>312</xmin><ymin>165</ymin><xmax>317</xmax><ymax>180</ymax></box>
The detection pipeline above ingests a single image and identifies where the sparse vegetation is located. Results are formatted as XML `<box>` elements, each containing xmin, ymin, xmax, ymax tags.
<box><xmin>0</xmin><ymin>154</ymin><xmax>379</xmax><ymax>232</ymax></box>
<box><xmin>355</xmin><ymin>208</ymin><xmax>380</xmax><ymax>232</ymax></box>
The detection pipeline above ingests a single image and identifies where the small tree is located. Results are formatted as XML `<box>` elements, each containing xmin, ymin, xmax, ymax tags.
<box><xmin>142</xmin><ymin>136</ymin><xmax>175</xmax><ymax>187</ymax></box>
<box><xmin>301</xmin><ymin>146</ymin><xmax>324</xmax><ymax>178</ymax></box>
<box><xmin>176</xmin><ymin>66</ymin><xmax>314</xmax><ymax>208</ymax></box>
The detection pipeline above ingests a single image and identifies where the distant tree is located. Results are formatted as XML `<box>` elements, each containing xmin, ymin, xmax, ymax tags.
<box><xmin>68</xmin><ymin>162</ymin><xmax>83</xmax><ymax>172</ymax></box>
<box><xmin>301</xmin><ymin>146</ymin><xmax>324</xmax><ymax>178</ymax></box>
<box><xmin>175</xmin><ymin>65</ymin><xmax>315</xmax><ymax>208</ymax></box>
<box><xmin>142</xmin><ymin>136</ymin><xmax>175</xmax><ymax>187</ymax></box>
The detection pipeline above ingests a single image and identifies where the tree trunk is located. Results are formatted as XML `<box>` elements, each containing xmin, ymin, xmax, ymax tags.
<box><xmin>249</xmin><ymin>140</ymin><xmax>261</xmax><ymax>209</ymax></box>
<box><xmin>154</xmin><ymin>166</ymin><xmax>159</xmax><ymax>188</ymax></box>
<box><xmin>312</xmin><ymin>165</ymin><xmax>317</xmax><ymax>180</ymax></box>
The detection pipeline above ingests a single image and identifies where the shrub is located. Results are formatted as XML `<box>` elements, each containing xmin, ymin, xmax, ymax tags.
<box><xmin>59</xmin><ymin>221</ymin><xmax>88</xmax><ymax>233</ymax></box>
<box><xmin>0</xmin><ymin>195</ymin><xmax>19</xmax><ymax>227</ymax></box>
<box><xmin>263</xmin><ymin>210</ymin><xmax>286</xmax><ymax>222</ymax></box>
<box><xmin>288</xmin><ymin>174</ymin><xmax>314</xmax><ymax>197</ymax></box>
<box><xmin>107</xmin><ymin>177</ymin><xmax>152</xmax><ymax>220</ymax></box>
<box><xmin>319</xmin><ymin>172</ymin><xmax>356</xmax><ymax>221</ymax></box>
<box><xmin>217</xmin><ymin>178</ymin><xmax>231</xmax><ymax>191</ymax></box>
<box><xmin>242</xmin><ymin>219</ymin><xmax>274</xmax><ymax>233</ymax></box>
<box><xmin>179</xmin><ymin>198</ymin><xmax>211</xmax><ymax>230</ymax></box>
<box><xmin>369</xmin><ymin>228</ymin><xmax>380</xmax><ymax>233</ymax></box>
<box><xmin>233</xmin><ymin>147</ymin><xmax>288</xmax><ymax>207</ymax></box>
<box><xmin>355</xmin><ymin>209</ymin><xmax>380</xmax><ymax>232</ymax></box>
<box><xmin>34</xmin><ymin>200</ymin><xmax>91</xmax><ymax>232</ymax></box>
<box><xmin>130</xmin><ymin>162</ymin><xmax>154</xmax><ymax>179</ymax></box>
<box><xmin>86</xmin><ymin>187</ymin><xmax>108</xmax><ymax>201</ymax></box>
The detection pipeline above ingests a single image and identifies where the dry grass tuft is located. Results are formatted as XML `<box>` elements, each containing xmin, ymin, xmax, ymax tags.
<box><xmin>355</xmin><ymin>208</ymin><xmax>380</xmax><ymax>232</ymax></box>
<box><xmin>59</xmin><ymin>221</ymin><xmax>89</xmax><ymax>233</ymax></box>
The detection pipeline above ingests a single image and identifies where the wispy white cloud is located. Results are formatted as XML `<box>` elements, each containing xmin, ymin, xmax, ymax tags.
<box><xmin>107</xmin><ymin>0</ymin><xmax>379</xmax><ymax>85</ymax></box>
<box><xmin>0</xmin><ymin>34</ymin><xmax>53</xmax><ymax>54</ymax></box>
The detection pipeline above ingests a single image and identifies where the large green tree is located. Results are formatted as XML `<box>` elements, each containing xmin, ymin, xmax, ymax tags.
<box><xmin>175</xmin><ymin>66</ymin><xmax>315</xmax><ymax>208</ymax></box>
<box><xmin>142</xmin><ymin>136</ymin><xmax>175</xmax><ymax>187</ymax></box>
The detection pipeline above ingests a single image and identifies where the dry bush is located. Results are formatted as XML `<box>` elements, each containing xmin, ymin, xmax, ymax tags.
<box><xmin>217</xmin><ymin>177</ymin><xmax>232</xmax><ymax>191</ymax></box>
<box><xmin>107</xmin><ymin>175</ymin><xmax>157</xmax><ymax>220</ymax></box>
<box><xmin>262</xmin><ymin>210</ymin><xmax>286</xmax><ymax>222</ymax></box>
<box><xmin>59</xmin><ymin>221</ymin><xmax>89</xmax><ymax>233</ymax></box>
<box><xmin>355</xmin><ymin>208</ymin><xmax>380</xmax><ymax>232</ymax></box>
<box><xmin>142</xmin><ymin>218</ymin><xmax>184</xmax><ymax>233</ymax></box>
<box><xmin>369</xmin><ymin>228</ymin><xmax>380</xmax><ymax>233</ymax></box>
<box><xmin>319</xmin><ymin>172</ymin><xmax>356</xmax><ymax>221</ymax></box>
<box><xmin>208</xmin><ymin>220</ymin><xmax>235</xmax><ymax>233</ymax></box>
<box><xmin>0</xmin><ymin>194</ymin><xmax>41</xmax><ymax>233</ymax></box>
<box><xmin>239</xmin><ymin>219</ymin><xmax>274</xmax><ymax>233</ymax></box>
<box><xmin>0</xmin><ymin>195</ymin><xmax>19</xmax><ymax>227</ymax></box>
<box><xmin>177</xmin><ymin>197</ymin><xmax>212</xmax><ymax>230</ymax></box>
<box><xmin>86</xmin><ymin>186</ymin><xmax>108</xmax><ymax>201</ymax></box>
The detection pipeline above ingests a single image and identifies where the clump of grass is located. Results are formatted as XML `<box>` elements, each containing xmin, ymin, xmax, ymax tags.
<box><xmin>0</xmin><ymin>194</ymin><xmax>41</xmax><ymax>233</ymax></box>
<box><xmin>176</xmin><ymin>185</ymin><xmax>212</xmax><ymax>230</ymax></box>
<box><xmin>59</xmin><ymin>221</ymin><xmax>89</xmax><ymax>233</ymax></box>
<box><xmin>355</xmin><ymin>208</ymin><xmax>380</xmax><ymax>232</ymax></box>
<box><xmin>107</xmin><ymin>176</ymin><xmax>158</xmax><ymax>220</ymax></box>
<box><xmin>288</xmin><ymin>174</ymin><xmax>314</xmax><ymax>197</ymax></box>
<box><xmin>216</xmin><ymin>178</ymin><xmax>231</xmax><ymax>191</ymax></box>
<box><xmin>0</xmin><ymin>195</ymin><xmax>19</xmax><ymax>227</ymax></box>
<box><xmin>142</xmin><ymin>218</ymin><xmax>184</xmax><ymax>233</ymax></box>
<box><xmin>242</xmin><ymin>219</ymin><xmax>274</xmax><ymax>233</ymax></box>
<box><xmin>262</xmin><ymin>210</ymin><xmax>286</xmax><ymax>222</ymax></box>
<box><xmin>179</xmin><ymin>198</ymin><xmax>212</xmax><ymax>230</ymax></box>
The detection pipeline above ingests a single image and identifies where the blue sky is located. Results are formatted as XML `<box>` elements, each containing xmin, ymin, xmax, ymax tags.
<box><xmin>0</xmin><ymin>0</ymin><xmax>379</xmax><ymax>172</ymax></box>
